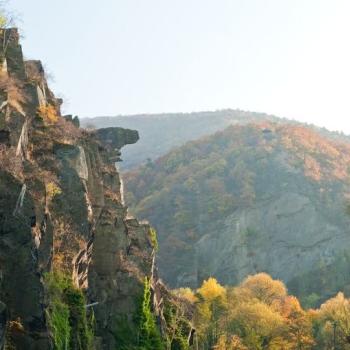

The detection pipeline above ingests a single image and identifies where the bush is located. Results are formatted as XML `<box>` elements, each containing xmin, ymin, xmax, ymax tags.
<box><xmin>38</xmin><ymin>104</ymin><xmax>58</xmax><ymax>124</ymax></box>
<box><xmin>149</xmin><ymin>228</ymin><xmax>159</xmax><ymax>251</ymax></box>
<box><xmin>44</xmin><ymin>272</ymin><xmax>94</xmax><ymax>350</ymax></box>
<box><xmin>49</xmin><ymin>299</ymin><xmax>70</xmax><ymax>350</ymax></box>
<box><xmin>138</xmin><ymin>277</ymin><xmax>163</xmax><ymax>350</ymax></box>
<box><xmin>46</xmin><ymin>182</ymin><xmax>62</xmax><ymax>199</ymax></box>
<box><xmin>114</xmin><ymin>315</ymin><xmax>138</xmax><ymax>350</ymax></box>
<box><xmin>65</xmin><ymin>285</ymin><xmax>94</xmax><ymax>350</ymax></box>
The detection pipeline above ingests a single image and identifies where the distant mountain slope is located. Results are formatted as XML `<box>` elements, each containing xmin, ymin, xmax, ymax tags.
<box><xmin>124</xmin><ymin>122</ymin><xmax>350</xmax><ymax>303</ymax></box>
<box><xmin>82</xmin><ymin>110</ymin><xmax>281</xmax><ymax>169</ymax></box>
<box><xmin>82</xmin><ymin>110</ymin><xmax>350</xmax><ymax>171</ymax></box>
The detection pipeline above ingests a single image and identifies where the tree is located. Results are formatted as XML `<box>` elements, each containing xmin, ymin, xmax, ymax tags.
<box><xmin>227</xmin><ymin>300</ymin><xmax>285</xmax><ymax>349</ymax></box>
<box><xmin>0</xmin><ymin>2</ymin><xmax>14</xmax><ymax>29</ymax></box>
<box><xmin>195</xmin><ymin>278</ymin><xmax>227</xmax><ymax>349</ymax></box>
<box><xmin>237</xmin><ymin>273</ymin><xmax>287</xmax><ymax>306</ymax></box>
<box><xmin>278</xmin><ymin>297</ymin><xmax>314</xmax><ymax>349</ymax></box>
<box><xmin>197</xmin><ymin>277</ymin><xmax>226</xmax><ymax>301</ymax></box>
<box><xmin>174</xmin><ymin>288</ymin><xmax>197</xmax><ymax>303</ymax></box>
<box><xmin>214</xmin><ymin>334</ymin><xmax>248</xmax><ymax>350</ymax></box>
<box><xmin>316</xmin><ymin>292</ymin><xmax>350</xmax><ymax>349</ymax></box>
<box><xmin>0</xmin><ymin>1</ymin><xmax>18</xmax><ymax>60</ymax></box>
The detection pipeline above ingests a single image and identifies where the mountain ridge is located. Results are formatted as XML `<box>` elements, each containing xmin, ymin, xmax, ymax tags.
<box><xmin>83</xmin><ymin>110</ymin><xmax>350</xmax><ymax>171</ymax></box>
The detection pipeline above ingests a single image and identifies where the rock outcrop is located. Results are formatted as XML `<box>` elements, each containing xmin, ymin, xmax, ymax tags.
<box><xmin>0</xmin><ymin>28</ymin><xmax>191</xmax><ymax>349</ymax></box>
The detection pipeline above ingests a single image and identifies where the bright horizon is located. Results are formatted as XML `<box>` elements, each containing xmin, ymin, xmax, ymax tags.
<box><xmin>10</xmin><ymin>0</ymin><xmax>350</xmax><ymax>134</ymax></box>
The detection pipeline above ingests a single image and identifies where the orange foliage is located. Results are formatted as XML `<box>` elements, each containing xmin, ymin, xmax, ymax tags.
<box><xmin>272</xmin><ymin>295</ymin><xmax>303</xmax><ymax>318</ymax></box>
<box><xmin>304</xmin><ymin>155</ymin><xmax>322</xmax><ymax>181</ymax></box>
<box><xmin>279</xmin><ymin>124</ymin><xmax>350</xmax><ymax>181</ymax></box>
<box><xmin>37</xmin><ymin>104</ymin><xmax>58</xmax><ymax>123</ymax></box>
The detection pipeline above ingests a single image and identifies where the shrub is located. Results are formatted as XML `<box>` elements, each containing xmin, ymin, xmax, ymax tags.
<box><xmin>149</xmin><ymin>228</ymin><xmax>159</xmax><ymax>251</ymax></box>
<box><xmin>44</xmin><ymin>272</ymin><xmax>94</xmax><ymax>350</ymax></box>
<box><xmin>38</xmin><ymin>104</ymin><xmax>58</xmax><ymax>124</ymax></box>
<box><xmin>114</xmin><ymin>315</ymin><xmax>138</xmax><ymax>350</ymax></box>
<box><xmin>65</xmin><ymin>285</ymin><xmax>94</xmax><ymax>350</ymax></box>
<box><xmin>46</xmin><ymin>182</ymin><xmax>62</xmax><ymax>199</ymax></box>
<box><xmin>138</xmin><ymin>277</ymin><xmax>163</xmax><ymax>350</ymax></box>
<box><xmin>0</xmin><ymin>75</ymin><xmax>28</xmax><ymax>114</ymax></box>
<box><xmin>49</xmin><ymin>299</ymin><xmax>70</xmax><ymax>350</ymax></box>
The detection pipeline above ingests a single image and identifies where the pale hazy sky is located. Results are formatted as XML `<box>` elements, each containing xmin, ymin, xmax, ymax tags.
<box><xmin>9</xmin><ymin>0</ymin><xmax>350</xmax><ymax>133</ymax></box>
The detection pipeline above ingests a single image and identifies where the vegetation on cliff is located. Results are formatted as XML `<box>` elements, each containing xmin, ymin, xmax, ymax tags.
<box><xmin>138</xmin><ymin>277</ymin><xmax>164</xmax><ymax>349</ymax></box>
<box><xmin>44</xmin><ymin>272</ymin><xmax>94</xmax><ymax>350</ymax></box>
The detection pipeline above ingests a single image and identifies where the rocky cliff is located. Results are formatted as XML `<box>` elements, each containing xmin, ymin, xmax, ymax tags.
<box><xmin>125</xmin><ymin>122</ymin><xmax>350</xmax><ymax>305</ymax></box>
<box><xmin>0</xmin><ymin>29</ymin><xmax>191</xmax><ymax>349</ymax></box>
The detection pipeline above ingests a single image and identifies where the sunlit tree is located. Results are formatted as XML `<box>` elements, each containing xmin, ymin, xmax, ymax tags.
<box><xmin>195</xmin><ymin>278</ymin><xmax>227</xmax><ymax>349</ymax></box>
<box><xmin>316</xmin><ymin>292</ymin><xmax>350</xmax><ymax>349</ymax></box>
<box><xmin>237</xmin><ymin>273</ymin><xmax>287</xmax><ymax>305</ymax></box>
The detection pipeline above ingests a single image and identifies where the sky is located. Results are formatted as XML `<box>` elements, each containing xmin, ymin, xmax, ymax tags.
<box><xmin>8</xmin><ymin>0</ymin><xmax>350</xmax><ymax>133</ymax></box>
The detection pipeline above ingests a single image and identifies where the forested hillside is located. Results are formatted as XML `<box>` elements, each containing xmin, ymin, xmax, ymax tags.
<box><xmin>125</xmin><ymin>122</ymin><xmax>350</xmax><ymax>305</ymax></box>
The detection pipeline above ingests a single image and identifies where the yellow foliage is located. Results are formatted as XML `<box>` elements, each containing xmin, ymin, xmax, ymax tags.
<box><xmin>228</xmin><ymin>335</ymin><xmax>248</xmax><ymax>350</ymax></box>
<box><xmin>214</xmin><ymin>334</ymin><xmax>248</xmax><ymax>350</ymax></box>
<box><xmin>173</xmin><ymin>287</ymin><xmax>197</xmax><ymax>303</ymax></box>
<box><xmin>38</xmin><ymin>104</ymin><xmax>58</xmax><ymax>123</ymax></box>
<box><xmin>319</xmin><ymin>292</ymin><xmax>350</xmax><ymax>319</ymax></box>
<box><xmin>317</xmin><ymin>292</ymin><xmax>350</xmax><ymax>348</ymax></box>
<box><xmin>268</xmin><ymin>336</ymin><xmax>294</xmax><ymax>350</ymax></box>
<box><xmin>46</xmin><ymin>182</ymin><xmax>62</xmax><ymax>199</ymax></box>
<box><xmin>188</xmin><ymin>273</ymin><xmax>350</xmax><ymax>349</ymax></box>
<box><xmin>238</xmin><ymin>272</ymin><xmax>287</xmax><ymax>305</ymax></box>
<box><xmin>229</xmin><ymin>300</ymin><xmax>285</xmax><ymax>337</ymax></box>
<box><xmin>197</xmin><ymin>277</ymin><xmax>226</xmax><ymax>301</ymax></box>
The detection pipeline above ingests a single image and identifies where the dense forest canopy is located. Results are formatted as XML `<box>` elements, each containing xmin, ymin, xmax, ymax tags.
<box><xmin>177</xmin><ymin>272</ymin><xmax>350</xmax><ymax>350</ymax></box>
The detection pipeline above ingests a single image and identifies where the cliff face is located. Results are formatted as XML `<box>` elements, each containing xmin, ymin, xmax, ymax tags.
<box><xmin>0</xmin><ymin>29</ymin><xmax>179</xmax><ymax>350</ymax></box>
<box><xmin>125</xmin><ymin>123</ymin><xmax>350</xmax><ymax>302</ymax></box>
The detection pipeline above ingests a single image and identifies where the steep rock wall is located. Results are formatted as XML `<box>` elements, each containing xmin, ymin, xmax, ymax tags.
<box><xmin>0</xmin><ymin>28</ymin><xmax>181</xmax><ymax>349</ymax></box>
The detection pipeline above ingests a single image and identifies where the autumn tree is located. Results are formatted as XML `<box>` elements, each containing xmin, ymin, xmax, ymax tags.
<box><xmin>214</xmin><ymin>334</ymin><xmax>248</xmax><ymax>350</ymax></box>
<box><xmin>237</xmin><ymin>273</ymin><xmax>287</xmax><ymax>305</ymax></box>
<box><xmin>275</xmin><ymin>296</ymin><xmax>314</xmax><ymax>349</ymax></box>
<box><xmin>227</xmin><ymin>300</ymin><xmax>285</xmax><ymax>349</ymax></box>
<box><xmin>315</xmin><ymin>292</ymin><xmax>350</xmax><ymax>349</ymax></box>
<box><xmin>195</xmin><ymin>278</ymin><xmax>227</xmax><ymax>349</ymax></box>
<box><xmin>186</xmin><ymin>273</ymin><xmax>350</xmax><ymax>349</ymax></box>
